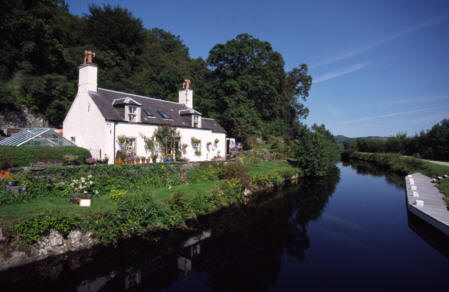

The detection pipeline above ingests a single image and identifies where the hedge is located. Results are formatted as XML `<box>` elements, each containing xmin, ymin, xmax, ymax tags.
<box><xmin>0</xmin><ymin>146</ymin><xmax>91</xmax><ymax>167</ymax></box>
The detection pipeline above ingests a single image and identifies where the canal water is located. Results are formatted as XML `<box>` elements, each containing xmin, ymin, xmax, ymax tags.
<box><xmin>1</xmin><ymin>162</ymin><xmax>448</xmax><ymax>291</ymax></box>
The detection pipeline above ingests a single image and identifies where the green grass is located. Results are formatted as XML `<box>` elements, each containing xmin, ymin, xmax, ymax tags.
<box><xmin>150</xmin><ymin>180</ymin><xmax>219</xmax><ymax>200</ymax></box>
<box><xmin>438</xmin><ymin>179</ymin><xmax>449</xmax><ymax>206</ymax></box>
<box><xmin>247</xmin><ymin>160</ymin><xmax>295</xmax><ymax>175</ymax></box>
<box><xmin>0</xmin><ymin>195</ymin><xmax>118</xmax><ymax>227</ymax></box>
<box><xmin>0</xmin><ymin>160</ymin><xmax>301</xmax><ymax>243</ymax></box>
<box><xmin>251</xmin><ymin>143</ymin><xmax>274</xmax><ymax>150</ymax></box>
<box><xmin>411</xmin><ymin>161</ymin><xmax>449</xmax><ymax>178</ymax></box>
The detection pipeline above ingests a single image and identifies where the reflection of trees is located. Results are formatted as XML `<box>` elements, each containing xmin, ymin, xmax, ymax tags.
<box><xmin>191</xmin><ymin>167</ymin><xmax>341</xmax><ymax>291</ymax></box>
<box><xmin>341</xmin><ymin>159</ymin><xmax>404</xmax><ymax>188</ymax></box>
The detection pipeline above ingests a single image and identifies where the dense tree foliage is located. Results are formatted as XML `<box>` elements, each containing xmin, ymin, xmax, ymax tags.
<box><xmin>205</xmin><ymin>34</ymin><xmax>312</xmax><ymax>144</ymax></box>
<box><xmin>291</xmin><ymin>124</ymin><xmax>340</xmax><ymax>176</ymax></box>
<box><xmin>1</xmin><ymin>5</ymin><xmax>312</xmax><ymax>142</ymax></box>
<box><xmin>0</xmin><ymin>1</ymin><xmax>206</xmax><ymax>127</ymax></box>
<box><xmin>344</xmin><ymin>119</ymin><xmax>449</xmax><ymax>161</ymax></box>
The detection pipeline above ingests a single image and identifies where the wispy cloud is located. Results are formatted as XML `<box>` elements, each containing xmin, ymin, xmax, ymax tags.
<box><xmin>314</xmin><ymin>62</ymin><xmax>370</xmax><ymax>83</ymax></box>
<box><xmin>373</xmin><ymin>94</ymin><xmax>449</xmax><ymax>106</ymax></box>
<box><xmin>336</xmin><ymin>106</ymin><xmax>449</xmax><ymax>125</ymax></box>
<box><xmin>311</xmin><ymin>15</ymin><xmax>449</xmax><ymax>68</ymax></box>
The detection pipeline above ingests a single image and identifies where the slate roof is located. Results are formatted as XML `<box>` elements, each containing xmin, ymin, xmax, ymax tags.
<box><xmin>89</xmin><ymin>88</ymin><xmax>226</xmax><ymax>134</ymax></box>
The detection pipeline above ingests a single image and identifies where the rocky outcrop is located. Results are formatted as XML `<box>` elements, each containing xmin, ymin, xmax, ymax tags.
<box><xmin>0</xmin><ymin>230</ymin><xmax>94</xmax><ymax>272</ymax></box>
<box><xmin>0</xmin><ymin>106</ymin><xmax>48</xmax><ymax>134</ymax></box>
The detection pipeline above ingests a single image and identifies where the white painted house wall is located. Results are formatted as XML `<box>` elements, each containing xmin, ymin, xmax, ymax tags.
<box><xmin>63</xmin><ymin>64</ymin><xmax>106</xmax><ymax>159</ymax></box>
<box><xmin>64</xmin><ymin>62</ymin><xmax>227</xmax><ymax>164</ymax></box>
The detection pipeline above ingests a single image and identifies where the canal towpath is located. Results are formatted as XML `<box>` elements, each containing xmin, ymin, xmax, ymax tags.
<box><xmin>405</xmin><ymin>173</ymin><xmax>449</xmax><ymax>236</ymax></box>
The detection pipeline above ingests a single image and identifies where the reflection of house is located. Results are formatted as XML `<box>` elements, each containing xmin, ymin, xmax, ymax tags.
<box><xmin>63</xmin><ymin>56</ymin><xmax>226</xmax><ymax>163</ymax></box>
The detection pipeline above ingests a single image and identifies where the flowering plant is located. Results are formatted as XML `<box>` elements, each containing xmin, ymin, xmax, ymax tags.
<box><xmin>67</xmin><ymin>174</ymin><xmax>99</xmax><ymax>198</ymax></box>
<box><xmin>84</xmin><ymin>157</ymin><xmax>96</xmax><ymax>165</ymax></box>
<box><xmin>64</xmin><ymin>154</ymin><xmax>78</xmax><ymax>163</ymax></box>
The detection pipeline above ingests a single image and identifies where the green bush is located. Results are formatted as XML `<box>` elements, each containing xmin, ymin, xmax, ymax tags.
<box><xmin>0</xmin><ymin>146</ymin><xmax>91</xmax><ymax>167</ymax></box>
<box><xmin>14</xmin><ymin>212</ymin><xmax>79</xmax><ymax>244</ymax></box>
<box><xmin>167</xmin><ymin>191</ymin><xmax>194</xmax><ymax>219</ymax></box>
<box><xmin>292</xmin><ymin>129</ymin><xmax>340</xmax><ymax>177</ymax></box>
<box><xmin>188</xmin><ymin>163</ymin><xmax>223</xmax><ymax>183</ymax></box>
<box><xmin>222</xmin><ymin>163</ymin><xmax>251</xmax><ymax>188</ymax></box>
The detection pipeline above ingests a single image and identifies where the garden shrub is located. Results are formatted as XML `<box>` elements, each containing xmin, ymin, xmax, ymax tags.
<box><xmin>0</xmin><ymin>146</ymin><xmax>91</xmax><ymax>167</ymax></box>
<box><xmin>14</xmin><ymin>212</ymin><xmax>80</xmax><ymax>244</ymax></box>
<box><xmin>222</xmin><ymin>163</ymin><xmax>251</xmax><ymax>188</ymax></box>
<box><xmin>191</xmin><ymin>191</ymin><xmax>214</xmax><ymax>213</ymax></box>
<box><xmin>110</xmin><ymin>189</ymin><xmax>128</xmax><ymax>201</ymax></box>
<box><xmin>188</xmin><ymin>163</ymin><xmax>223</xmax><ymax>183</ymax></box>
<box><xmin>167</xmin><ymin>191</ymin><xmax>194</xmax><ymax>218</ymax></box>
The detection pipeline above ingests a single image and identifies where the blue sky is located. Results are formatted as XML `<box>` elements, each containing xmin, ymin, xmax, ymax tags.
<box><xmin>66</xmin><ymin>0</ymin><xmax>449</xmax><ymax>137</ymax></box>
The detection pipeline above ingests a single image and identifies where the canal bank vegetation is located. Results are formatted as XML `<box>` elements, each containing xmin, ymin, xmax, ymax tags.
<box><xmin>342</xmin><ymin>119</ymin><xmax>449</xmax><ymax>162</ymax></box>
<box><xmin>0</xmin><ymin>159</ymin><xmax>303</xmax><ymax>247</ymax></box>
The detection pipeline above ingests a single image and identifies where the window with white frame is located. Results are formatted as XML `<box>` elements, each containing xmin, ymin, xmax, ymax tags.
<box><xmin>193</xmin><ymin>115</ymin><xmax>199</xmax><ymax>128</ymax></box>
<box><xmin>128</xmin><ymin>105</ymin><xmax>137</xmax><ymax>121</ymax></box>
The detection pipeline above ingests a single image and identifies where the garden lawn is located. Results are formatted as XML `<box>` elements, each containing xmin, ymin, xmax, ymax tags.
<box><xmin>0</xmin><ymin>160</ymin><xmax>300</xmax><ymax>232</ymax></box>
<box><xmin>149</xmin><ymin>181</ymin><xmax>218</xmax><ymax>201</ymax></box>
<box><xmin>247</xmin><ymin>160</ymin><xmax>296</xmax><ymax>175</ymax></box>
<box><xmin>0</xmin><ymin>195</ymin><xmax>118</xmax><ymax>228</ymax></box>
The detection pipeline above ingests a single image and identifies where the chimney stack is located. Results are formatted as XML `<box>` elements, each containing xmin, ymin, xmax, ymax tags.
<box><xmin>178</xmin><ymin>79</ymin><xmax>193</xmax><ymax>108</ymax></box>
<box><xmin>78</xmin><ymin>50</ymin><xmax>97</xmax><ymax>93</ymax></box>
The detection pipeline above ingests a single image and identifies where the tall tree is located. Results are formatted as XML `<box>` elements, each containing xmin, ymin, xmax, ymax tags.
<box><xmin>206</xmin><ymin>34</ymin><xmax>312</xmax><ymax>143</ymax></box>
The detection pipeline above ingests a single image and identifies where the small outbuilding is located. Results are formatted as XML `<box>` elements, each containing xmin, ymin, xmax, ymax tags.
<box><xmin>0</xmin><ymin>128</ymin><xmax>74</xmax><ymax>147</ymax></box>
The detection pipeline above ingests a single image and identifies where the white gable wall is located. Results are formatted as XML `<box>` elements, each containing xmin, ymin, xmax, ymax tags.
<box><xmin>63</xmin><ymin>90</ymin><xmax>106</xmax><ymax>159</ymax></box>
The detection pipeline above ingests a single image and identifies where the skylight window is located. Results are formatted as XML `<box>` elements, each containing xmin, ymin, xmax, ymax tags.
<box><xmin>143</xmin><ymin>108</ymin><xmax>154</xmax><ymax>117</ymax></box>
<box><xmin>158</xmin><ymin>111</ymin><xmax>171</xmax><ymax>119</ymax></box>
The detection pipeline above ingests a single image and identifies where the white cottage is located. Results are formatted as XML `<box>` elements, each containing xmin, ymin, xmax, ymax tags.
<box><xmin>63</xmin><ymin>55</ymin><xmax>226</xmax><ymax>163</ymax></box>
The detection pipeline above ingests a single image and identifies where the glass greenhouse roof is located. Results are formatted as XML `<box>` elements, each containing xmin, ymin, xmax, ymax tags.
<box><xmin>0</xmin><ymin>128</ymin><xmax>74</xmax><ymax>147</ymax></box>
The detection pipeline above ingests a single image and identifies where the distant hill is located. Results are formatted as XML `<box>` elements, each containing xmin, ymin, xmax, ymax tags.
<box><xmin>334</xmin><ymin>135</ymin><xmax>387</xmax><ymax>145</ymax></box>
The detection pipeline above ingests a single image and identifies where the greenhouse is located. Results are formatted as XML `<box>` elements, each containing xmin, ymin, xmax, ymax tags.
<box><xmin>0</xmin><ymin>128</ymin><xmax>74</xmax><ymax>147</ymax></box>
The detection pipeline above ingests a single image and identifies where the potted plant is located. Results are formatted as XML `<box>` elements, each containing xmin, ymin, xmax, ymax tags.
<box><xmin>152</xmin><ymin>154</ymin><xmax>158</xmax><ymax>163</ymax></box>
<box><xmin>129</xmin><ymin>155</ymin><xmax>136</xmax><ymax>164</ymax></box>
<box><xmin>191</xmin><ymin>137</ymin><xmax>200</xmax><ymax>144</ymax></box>
<box><xmin>85</xmin><ymin>157</ymin><xmax>96</xmax><ymax>165</ymax></box>
<box><xmin>136</xmin><ymin>156</ymin><xmax>141</xmax><ymax>164</ymax></box>
<box><xmin>0</xmin><ymin>159</ymin><xmax>11</xmax><ymax>179</ymax></box>
<box><xmin>141</xmin><ymin>156</ymin><xmax>146</xmax><ymax>164</ymax></box>
<box><xmin>215</xmin><ymin>138</ymin><xmax>219</xmax><ymax>145</ymax></box>
<box><xmin>194</xmin><ymin>150</ymin><xmax>201</xmax><ymax>156</ymax></box>
<box><xmin>115</xmin><ymin>151</ymin><xmax>125</xmax><ymax>164</ymax></box>
<box><xmin>117</xmin><ymin>135</ymin><xmax>126</xmax><ymax>145</ymax></box>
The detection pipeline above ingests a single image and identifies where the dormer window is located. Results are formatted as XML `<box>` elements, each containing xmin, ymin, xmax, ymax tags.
<box><xmin>128</xmin><ymin>105</ymin><xmax>137</xmax><ymax>121</ymax></box>
<box><xmin>193</xmin><ymin>115</ymin><xmax>199</xmax><ymax>128</ymax></box>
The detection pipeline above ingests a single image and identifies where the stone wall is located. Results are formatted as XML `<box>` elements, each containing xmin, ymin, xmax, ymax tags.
<box><xmin>0</xmin><ymin>229</ymin><xmax>94</xmax><ymax>272</ymax></box>
<box><xmin>0</xmin><ymin>106</ymin><xmax>48</xmax><ymax>134</ymax></box>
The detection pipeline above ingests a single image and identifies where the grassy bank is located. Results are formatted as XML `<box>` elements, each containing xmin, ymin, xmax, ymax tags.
<box><xmin>344</xmin><ymin>151</ymin><xmax>449</xmax><ymax>205</ymax></box>
<box><xmin>0</xmin><ymin>160</ymin><xmax>301</xmax><ymax>246</ymax></box>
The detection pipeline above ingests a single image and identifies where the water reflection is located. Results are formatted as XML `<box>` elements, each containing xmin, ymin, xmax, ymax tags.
<box><xmin>407</xmin><ymin>211</ymin><xmax>449</xmax><ymax>259</ymax></box>
<box><xmin>341</xmin><ymin>158</ymin><xmax>405</xmax><ymax>188</ymax></box>
<box><xmin>0</xmin><ymin>168</ymin><xmax>341</xmax><ymax>291</ymax></box>
<box><xmin>342</xmin><ymin>158</ymin><xmax>449</xmax><ymax>261</ymax></box>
